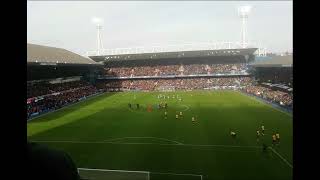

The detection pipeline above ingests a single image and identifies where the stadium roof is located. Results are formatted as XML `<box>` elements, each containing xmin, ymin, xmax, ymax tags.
<box><xmin>89</xmin><ymin>48</ymin><xmax>258</xmax><ymax>62</ymax></box>
<box><xmin>27</xmin><ymin>43</ymin><xmax>100</xmax><ymax>65</ymax></box>
<box><xmin>250</xmin><ymin>55</ymin><xmax>292</xmax><ymax>67</ymax></box>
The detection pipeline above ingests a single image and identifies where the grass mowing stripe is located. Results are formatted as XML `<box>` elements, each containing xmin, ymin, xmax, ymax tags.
<box><xmin>28</xmin><ymin>90</ymin><xmax>292</xmax><ymax>180</ymax></box>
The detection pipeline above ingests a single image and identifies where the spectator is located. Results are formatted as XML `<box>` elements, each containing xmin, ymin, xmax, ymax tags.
<box><xmin>104</xmin><ymin>63</ymin><xmax>248</xmax><ymax>77</ymax></box>
<box><xmin>27</xmin><ymin>85</ymin><xmax>100</xmax><ymax>119</ymax></box>
<box><xmin>28</xmin><ymin>141</ymin><xmax>80</xmax><ymax>180</ymax></box>
<box><xmin>243</xmin><ymin>85</ymin><xmax>293</xmax><ymax>108</ymax></box>
<box><xmin>96</xmin><ymin>77</ymin><xmax>253</xmax><ymax>91</ymax></box>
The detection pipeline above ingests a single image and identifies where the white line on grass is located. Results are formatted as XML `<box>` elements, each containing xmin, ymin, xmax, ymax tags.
<box><xmin>78</xmin><ymin>167</ymin><xmax>149</xmax><ymax>174</ymax></box>
<box><xmin>78</xmin><ymin>168</ymin><xmax>203</xmax><ymax>179</ymax></box>
<box><xmin>181</xmin><ymin>105</ymin><xmax>190</xmax><ymax>111</ymax></box>
<box><xmin>268</xmin><ymin>147</ymin><xmax>293</xmax><ymax>168</ymax></box>
<box><xmin>104</xmin><ymin>137</ymin><xmax>184</xmax><ymax>145</ymax></box>
<box><xmin>151</xmin><ymin>171</ymin><xmax>203</xmax><ymax>178</ymax></box>
<box><xmin>31</xmin><ymin>140</ymin><xmax>261</xmax><ymax>148</ymax></box>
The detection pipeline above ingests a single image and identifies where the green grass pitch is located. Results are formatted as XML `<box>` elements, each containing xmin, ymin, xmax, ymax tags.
<box><xmin>27</xmin><ymin>90</ymin><xmax>292</xmax><ymax>180</ymax></box>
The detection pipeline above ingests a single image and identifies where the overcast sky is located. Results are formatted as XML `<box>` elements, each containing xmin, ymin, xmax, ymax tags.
<box><xmin>27</xmin><ymin>1</ymin><xmax>292</xmax><ymax>56</ymax></box>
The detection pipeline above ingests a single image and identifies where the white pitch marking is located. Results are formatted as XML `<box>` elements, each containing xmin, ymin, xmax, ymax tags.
<box><xmin>269</xmin><ymin>147</ymin><xmax>293</xmax><ymax>168</ymax></box>
<box><xmin>181</xmin><ymin>105</ymin><xmax>190</xmax><ymax>111</ymax></box>
<box><xmin>151</xmin><ymin>171</ymin><xmax>203</xmax><ymax>177</ymax></box>
<box><xmin>31</xmin><ymin>140</ymin><xmax>260</xmax><ymax>148</ymax></box>
<box><xmin>104</xmin><ymin>137</ymin><xmax>184</xmax><ymax>145</ymax></box>
<box><xmin>78</xmin><ymin>167</ymin><xmax>149</xmax><ymax>174</ymax></box>
<box><xmin>78</xmin><ymin>168</ymin><xmax>203</xmax><ymax>179</ymax></box>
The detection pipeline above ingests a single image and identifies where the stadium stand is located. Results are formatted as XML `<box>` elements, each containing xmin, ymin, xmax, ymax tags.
<box><xmin>245</xmin><ymin>55</ymin><xmax>293</xmax><ymax>109</ymax></box>
<box><xmin>27</xmin><ymin>46</ymin><xmax>293</xmax><ymax>119</ymax></box>
<box><xmin>104</xmin><ymin>63</ymin><xmax>247</xmax><ymax>77</ymax></box>
<box><xmin>96</xmin><ymin>77</ymin><xmax>253</xmax><ymax>91</ymax></box>
<box><xmin>27</xmin><ymin>86</ymin><xmax>100</xmax><ymax>119</ymax></box>
<box><xmin>27</xmin><ymin>43</ymin><xmax>102</xmax><ymax>81</ymax></box>
<box><xmin>248</xmin><ymin>55</ymin><xmax>292</xmax><ymax>87</ymax></box>
<box><xmin>27</xmin><ymin>80</ymin><xmax>91</xmax><ymax>98</ymax></box>
<box><xmin>243</xmin><ymin>85</ymin><xmax>292</xmax><ymax>108</ymax></box>
<box><xmin>27</xmin><ymin>43</ymin><xmax>98</xmax><ymax>64</ymax></box>
<box><xmin>93</xmin><ymin>50</ymin><xmax>293</xmax><ymax>109</ymax></box>
<box><xmin>27</xmin><ymin>44</ymin><xmax>103</xmax><ymax>120</ymax></box>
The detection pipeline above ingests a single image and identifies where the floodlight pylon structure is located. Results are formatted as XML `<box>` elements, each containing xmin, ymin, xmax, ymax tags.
<box><xmin>96</xmin><ymin>24</ymin><xmax>104</xmax><ymax>56</ymax></box>
<box><xmin>92</xmin><ymin>17</ymin><xmax>104</xmax><ymax>56</ymax></box>
<box><xmin>238</xmin><ymin>6</ymin><xmax>252</xmax><ymax>48</ymax></box>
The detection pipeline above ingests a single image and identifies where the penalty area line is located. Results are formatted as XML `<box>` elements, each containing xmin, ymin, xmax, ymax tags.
<box><xmin>78</xmin><ymin>168</ymin><xmax>203</xmax><ymax>179</ymax></box>
<box><xmin>269</xmin><ymin>147</ymin><xmax>293</xmax><ymax>168</ymax></box>
<box><xmin>151</xmin><ymin>171</ymin><xmax>203</xmax><ymax>178</ymax></box>
<box><xmin>78</xmin><ymin>167</ymin><xmax>149</xmax><ymax>174</ymax></box>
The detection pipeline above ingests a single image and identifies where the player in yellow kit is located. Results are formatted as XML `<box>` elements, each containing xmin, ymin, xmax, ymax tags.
<box><xmin>175</xmin><ymin>114</ymin><xmax>179</xmax><ymax>119</ymax></box>
<box><xmin>276</xmin><ymin>133</ymin><xmax>280</xmax><ymax>144</ymax></box>
<box><xmin>230</xmin><ymin>131</ymin><xmax>236</xmax><ymax>138</ymax></box>
<box><xmin>164</xmin><ymin>111</ymin><xmax>167</xmax><ymax>119</ymax></box>
<box><xmin>256</xmin><ymin>130</ymin><xmax>260</xmax><ymax>142</ymax></box>
<box><xmin>179</xmin><ymin>111</ymin><xmax>183</xmax><ymax>118</ymax></box>
<box><xmin>272</xmin><ymin>134</ymin><xmax>277</xmax><ymax>146</ymax></box>
<box><xmin>261</xmin><ymin>125</ymin><xmax>265</xmax><ymax>135</ymax></box>
<box><xmin>192</xmin><ymin>116</ymin><xmax>195</xmax><ymax>122</ymax></box>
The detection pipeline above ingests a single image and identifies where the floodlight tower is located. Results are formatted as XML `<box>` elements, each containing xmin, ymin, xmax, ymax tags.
<box><xmin>238</xmin><ymin>6</ymin><xmax>252</xmax><ymax>48</ymax></box>
<box><xmin>96</xmin><ymin>24</ymin><xmax>103</xmax><ymax>55</ymax></box>
<box><xmin>92</xmin><ymin>17</ymin><xmax>104</xmax><ymax>55</ymax></box>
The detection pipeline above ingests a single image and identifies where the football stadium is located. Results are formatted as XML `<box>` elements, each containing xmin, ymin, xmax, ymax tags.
<box><xmin>27</xmin><ymin>2</ymin><xmax>292</xmax><ymax>180</ymax></box>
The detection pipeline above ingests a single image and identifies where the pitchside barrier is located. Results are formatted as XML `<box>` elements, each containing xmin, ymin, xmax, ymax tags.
<box><xmin>78</xmin><ymin>168</ymin><xmax>203</xmax><ymax>180</ymax></box>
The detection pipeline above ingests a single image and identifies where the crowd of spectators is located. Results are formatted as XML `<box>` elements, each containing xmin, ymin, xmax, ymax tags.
<box><xmin>27</xmin><ymin>75</ymin><xmax>292</xmax><ymax>119</ymax></box>
<box><xmin>243</xmin><ymin>85</ymin><xmax>293</xmax><ymax>108</ymax></box>
<box><xmin>27</xmin><ymin>85</ymin><xmax>100</xmax><ymax>119</ymax></box>
<box><xmin>104</xmin><ymin>63</ymin><xmax>247</xmax><ymax>77</ymax></box>
<box><xmin>27</xmin><ymin>80</ymin><xmax>91</xmax><ymax>98</ymax></box>
<box><xmin>96</xmin><ymin>77</ymin><xmax>292</xmax><ymax>109</ymax></box>
<box><xmin>96</xmin><ymin>77</ymin><xmax>253</xmax><ymax>91</ymax></box>
<box><xmin>27</xmin><ymin>60</ymin><xmax>291</xmax><ymax>119</ymax></box>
